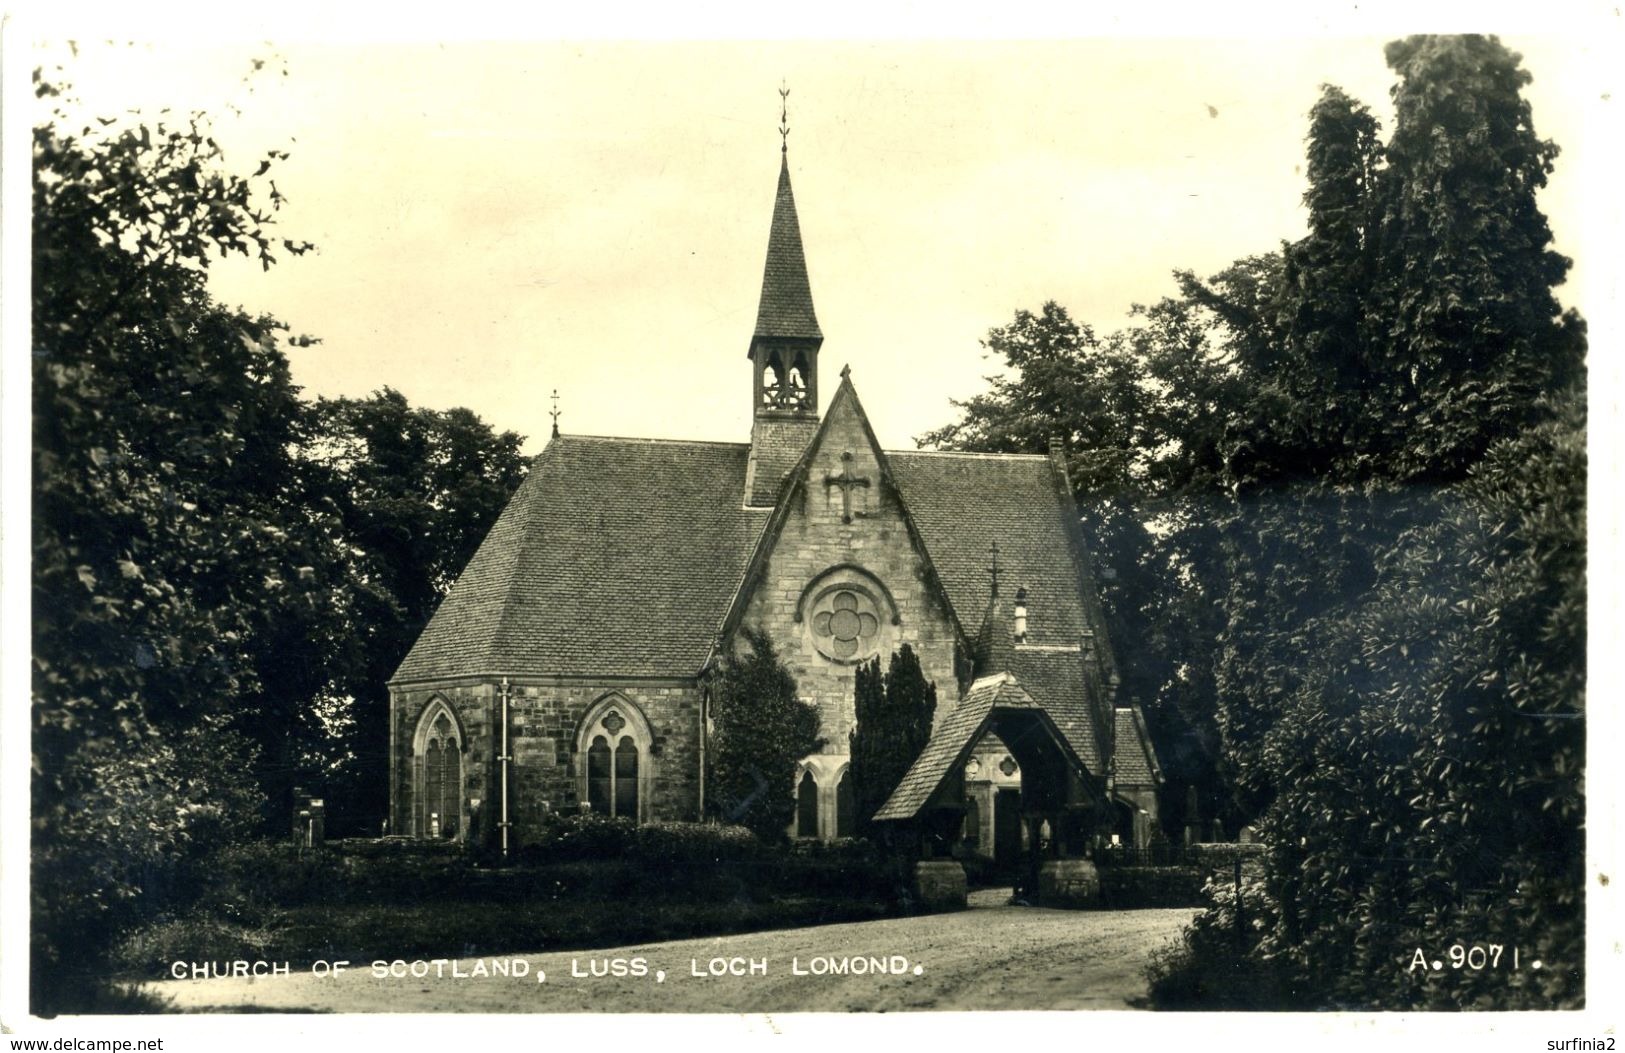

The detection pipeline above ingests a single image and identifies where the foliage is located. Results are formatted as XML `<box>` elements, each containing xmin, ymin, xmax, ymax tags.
<box><xmin>1372</xmin><ymin>36</ymin><xmax>1585</xmax><ymax>480</ymax></box>
<box><xmin>632</xmin><ymin>821</ymin><xmax>761</xmax><ymax>866</ymax></box>
<box><xmin>30</xmin><ymin>67</ymin><xmax>327</xmax><ymax>1012</ymax></box>
<box><xmin>515</xmin><ymin>814</ymin><xmax>761</xmax><ymax>867</ymax></box>
<box><xmin>1143</xmin><ymin>874</ymin><xmax>1291</xmax><ymax>1009</ymax></box>
<box><xmin>109</xmin><ymin>836</ymin><xmax>903</xmax><ymax>977</ymax></box>
<box><xmin>1243</xmin><ymin>392</ymin><xmax>1585</xmax><ymax>1009</ymax></box>
<box><xmin>706</xmin><ymin>628</ymin><xmax>825</xmax><ymax>842</ymax></box>
<box><xmin>932</xmin><ymin>35</ymin><xmax>1585</xmax><ymax>1009</ymax></box>
<box><xmin>1098</xmin><ymin>866</ymin><xmax>1207</xmax><ymax>909</ymax></box>
<box><xmin>30</xmin><ymin>66</ymin><xmax>528</xmax><ymax>1013</ymax></box>
<box><xmin>848</xmin><ymin>644</ymin><xmax>937</xmax><ymax>834</ymax></box>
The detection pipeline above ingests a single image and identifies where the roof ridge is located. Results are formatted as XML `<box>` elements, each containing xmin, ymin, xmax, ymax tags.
<box><xmin>557</xmin><ymin>434</ymin><xmax>749</xmax><ymax>450</ymax></box>
<box><xmin>889</xmin><ymin>449</ymin><xmax>1050</xmax><ymax>462</ymax></box>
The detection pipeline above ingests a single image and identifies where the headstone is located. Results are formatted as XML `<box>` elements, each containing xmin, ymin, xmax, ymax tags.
<box><xmin>292</xmin><ymin>788</ymin><xmax>326</xmax><ymax>848</ymax></box>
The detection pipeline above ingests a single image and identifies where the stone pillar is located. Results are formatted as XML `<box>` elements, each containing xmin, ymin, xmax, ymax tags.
<box><xmin>1037</xmin><ymin>858</ymin><xmax>1100</xmax><ymax>908</ymax></box>
<box><xmin>913</xmin><ymin>860</ymin><xmax>968</xmax><ymax>912</ymax></box>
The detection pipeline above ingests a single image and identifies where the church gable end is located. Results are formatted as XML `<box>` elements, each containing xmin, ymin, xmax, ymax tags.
<box><xmin>728</xmin><ymin>376</ymin><xmax>964</xmax><ymax>752</ymax></box>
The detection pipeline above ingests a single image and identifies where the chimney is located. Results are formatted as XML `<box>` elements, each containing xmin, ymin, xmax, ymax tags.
<box><xmin>1013</xmin><ymin>586</ymin><xmax>1028</xmax><ymax>643</ymax></box>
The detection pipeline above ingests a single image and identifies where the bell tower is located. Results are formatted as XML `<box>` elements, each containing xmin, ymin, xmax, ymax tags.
<box><xmin>744</xmin><ymin>87</ymin><xmax>823</xmax><ymax>507</ymax></box>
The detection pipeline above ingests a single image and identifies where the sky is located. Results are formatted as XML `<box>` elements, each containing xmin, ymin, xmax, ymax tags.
<box><xmin>26</xmin><ymin>29</ymin><xmax>1613</xmax><ymax>455</ymax></box>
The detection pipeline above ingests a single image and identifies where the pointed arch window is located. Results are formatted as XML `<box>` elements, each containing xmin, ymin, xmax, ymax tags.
<box><xmin>835</xmin><ymin>769</ymin><xmax>855</xmax><ymax>839</ymax></box>
<box><xmin>796</xmin><ymin>769</ymin><xmax>820</xmax><ymax>839</ymax></box>
<box><xmin>413</xmin><ymin>700</ymin><xmax>465</xmax><ymax>840</ymax></box>
<box><xmin>576</xmin><ymin>695</ymin><xmax>653</xmax><ymax>822</ymax></box>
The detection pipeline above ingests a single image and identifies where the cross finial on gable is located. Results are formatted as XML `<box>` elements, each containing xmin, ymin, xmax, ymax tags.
<box><xmin>986</xmin><ymin>540</ymin><xmax>1001</xmax><ymax>597</ymax></box>
<box><xmin>549</xmin><ymin>389</ymin><xmax>562</xmax><ymax>439</ymax></box>
<box><xmin>840</xmin><ymin>363</ymin><xmax>852</xmax><ymax>380</ymax></box>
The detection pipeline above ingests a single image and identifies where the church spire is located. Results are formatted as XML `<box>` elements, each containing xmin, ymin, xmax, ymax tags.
<box><xmin>751</xmin><ymin>151</ymin><xmax>822</xmax><ymax>345</ymax></box>
<box><xmin>745</xmin><ymin>87</ymin><xmax>825</xmax><ymax>506</ymax></box>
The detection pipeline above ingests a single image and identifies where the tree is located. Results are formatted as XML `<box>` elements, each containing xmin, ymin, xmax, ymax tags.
<box><xmin>31</xmin><ymin>66</ymin><xmax>324</xmax><ymax>1010</ymax></box>
<box><xmin>1372</xmin><ymin>35</ymin><xmax>1585</xmax><ymax>480</ymax></box>
<box><xmin>29</xmin><ymin>67</ymin><xmax>533</xmax><ymax>1008</ymax></box>
<box><xmin>848</xmin><ymin>645</ymin><xmax>938</xmax><ymax>834</ymax></box>
<box><xmin>1250</xmin><ymin>388</ymin><xmax>1584</xmax><ymax>1008</ymax></box>
<box><xmin>706</xmin><ymin>628</ymin><xmax>824</xmax><ymax>842</ymax></box>
<box><xmin>917</xmin><ymin>295</ymin><xmax>1245</xmax><ymax>833</ymax></box>
<box><xmin>929</xmin><ymin>36</ymin><xmax>1586</xmax><ymax>1007</ymax></box>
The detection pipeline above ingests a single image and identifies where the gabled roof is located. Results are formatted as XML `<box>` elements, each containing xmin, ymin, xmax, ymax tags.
<box><xmin>391</xmin><ymin>436</ymin><xmax>766</xmax><ymax>683</ymax></box>
<box><xmin>752</xmin><ymin>155</ymin><xmax>821</xmax><ymax>343</ymax></box>
<box><xmin>888</xmin><ymin>451</ymin><xmax>1108</xmax><ymax>652</ymax></box>
<box><xmin>967</xmin><ymin>593</ymin><xmax>1103</xmax><ymax>774</ymax></box>
<box><xmin>1115</xmin><ymin>706</ymin><xmax>1163</xmax><ymax>785</ymax></box>
<box><xmin>874</xmin><ymin>673</ymin><xmax>1048</xmax><ymax>821</ymax></box>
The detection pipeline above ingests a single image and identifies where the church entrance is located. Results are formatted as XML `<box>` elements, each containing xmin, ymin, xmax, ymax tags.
<box><xmin>993</xmin><ymin>788</ymin><xmax>1022</xmax><ymax>876</ymax></box>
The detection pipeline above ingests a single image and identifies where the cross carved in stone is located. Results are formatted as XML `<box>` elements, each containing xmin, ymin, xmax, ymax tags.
<box><xmin>824</xmin><ymin>451</ymin><xmax>871</xmax><ymax>524</ymax></box>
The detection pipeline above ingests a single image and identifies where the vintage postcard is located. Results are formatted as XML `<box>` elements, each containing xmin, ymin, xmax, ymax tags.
<box><xmin>2</xmin><ymin>7</ymin><xmax>1618</xmax><ymax>1049</ymax></box>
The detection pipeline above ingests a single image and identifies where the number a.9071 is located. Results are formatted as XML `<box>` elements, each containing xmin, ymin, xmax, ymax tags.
<box><xmin>1408</xmin><ymin>945</ymin><xmax>1521</xmax><ymax>972</ymax></box>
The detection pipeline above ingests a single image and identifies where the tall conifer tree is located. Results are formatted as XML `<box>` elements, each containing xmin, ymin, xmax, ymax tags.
<box><xmin>848</xmin><ymin>645</ymin><xmax>937</xmax><ymax>835</ymax></box>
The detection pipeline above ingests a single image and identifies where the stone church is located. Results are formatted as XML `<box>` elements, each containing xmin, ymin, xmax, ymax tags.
<box><xmin>388</xmin><ymin>140</ymin><xmax>1162</xmax><ymax>864</ymax></box>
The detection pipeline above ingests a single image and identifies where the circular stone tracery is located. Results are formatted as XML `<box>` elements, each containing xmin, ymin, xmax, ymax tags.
<box><xmin>799</xmin><ymin>567</ymin><xmax>897</xmax><ymax>664</ymax></box>
<box><xmin>812</xmin><ymin>589</ymin><xmax>882</xmax><ymax>659</ymax></box>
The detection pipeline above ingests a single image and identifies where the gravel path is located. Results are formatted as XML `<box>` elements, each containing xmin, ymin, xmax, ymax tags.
<box><xmin>154</xmin><ymin>894</ymin><xmax>1196</xmax><ymax>1013</ymax></box>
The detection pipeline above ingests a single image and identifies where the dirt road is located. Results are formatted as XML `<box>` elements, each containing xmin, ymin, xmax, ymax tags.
<box><xmin>154</xmin><ymin>893</ymin><xmax>1195</xmax><ymax>1013</ymax></box>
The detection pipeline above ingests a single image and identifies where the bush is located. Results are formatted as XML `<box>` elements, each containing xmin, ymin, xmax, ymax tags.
<box><xmin>1144</xmin><ymin>873</ymin><xmax>1291</xmax><ymax>1009</ymax></box>
<box><xmin>1100</xmin><ymin>866</ymin><xmax>1206</xmax><ymax>908</ymax></box>
<box><xmin>632</xmin><ymin>821</ymin><xmax>760</xmax><ymax>866</ymax></box>
<box><xmin>110</xmin><ymin>914</ymin><xmax>285</xmax><ymax>977</ymax></box>
<box><xmin>517</xmin><ymin>811</ymin><xmax>637</xmax><ymax>862</ymax></box>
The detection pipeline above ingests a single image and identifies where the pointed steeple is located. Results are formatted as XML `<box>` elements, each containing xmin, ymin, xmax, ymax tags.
<box><xmin>752</xmin><ymin>155</ymin><xmax>822</xmax><ymax>344</ymax></box>
<box><xmin>745</xmin><ymin>94</ymin><xmax>825</xmax><ymax>507</ymax></box>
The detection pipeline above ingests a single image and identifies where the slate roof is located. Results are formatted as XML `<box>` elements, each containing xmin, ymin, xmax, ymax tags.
<box><xmin>393</xmin><ymin>422</ymin><xmax>1118</xmax><ymax>724</ymax></box>
<box><xmin>1115</xmin><ymin>707</ymin><xmax>1162</xmax><ymax>785</ymax></box>
<box><xmin>874</xmin><ymin>674</ymin><xmax>1045</xmax><ymax>821</ymax></box>
<box><xmin>391</xmin><ymin>436</ymin><xmax>765</xmax><ymax>682</ymax></box>
<box><xmin>1009</xmin><ymin>648</ymin><xmax>1102</xmax><ymax>773</ymax></box>
<box><xmin>962</xmin><ymin>592</ymin><xmax>1103</xmax><ymax>773</ymax></box>
<box><xmin>752</xmin><ymin>156</ymin><xmax>821</xmax><ymax>342</ymax></box>
<box><xmin>888</xmin><ymin>452</ymin><xmax>1106</xmax><ymax>652</ymax></box>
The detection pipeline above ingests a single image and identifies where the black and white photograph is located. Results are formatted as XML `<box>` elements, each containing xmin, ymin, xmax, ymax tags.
<box><xmin>1</xmin><ymin>5</ymin><xmax>1618</xmax><ymax>1046</ymax></box>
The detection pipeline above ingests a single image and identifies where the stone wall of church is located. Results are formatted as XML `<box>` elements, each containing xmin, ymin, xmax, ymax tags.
<box><xmin>388</xmin><ymin>682</ymin><xmax>497</xmax><ymax>841</ymax></box>
<box><xmin>389</xmin><ymin>678</ymin><xmax>704</xmax><ymax>847</ymax></box>
<box><xmin>737</xmin><ymin>402</ymin><xmax>961</xmax><ymax>754</ymax></box>
<box><xmin>503</xmin><ymin>680</ymin><xmax>704</xmax><ymax>842</ymax></box>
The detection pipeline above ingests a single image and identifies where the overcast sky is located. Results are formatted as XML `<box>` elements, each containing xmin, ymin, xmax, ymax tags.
<box><xmin>31</xmin><ymin>31</ymin><xmax>1609</xmax><ymax>455</ymax></box>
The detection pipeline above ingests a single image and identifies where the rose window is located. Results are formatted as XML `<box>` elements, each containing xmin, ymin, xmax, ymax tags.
<box><xmin>812</xmin><ymin>588</ymin><xmax>882</xmax><ymax>659</ymax></box>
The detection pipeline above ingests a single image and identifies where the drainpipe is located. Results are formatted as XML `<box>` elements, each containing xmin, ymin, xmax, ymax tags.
<box><xmin>498</xmin><ymin>676</ymin><xmax>512</xmax><ymax>860</ymax></box>
<box><xmin>698</xmin><ymin>682</ymin><xmax>708</xmax><ymax>821</ymax></box>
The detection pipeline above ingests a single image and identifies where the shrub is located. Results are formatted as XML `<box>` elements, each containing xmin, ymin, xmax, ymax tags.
<box><xmin>1100</xmin><ymin>866</ymin><xmax>1206</xmax><ymax>908</ymax></box>
<box><xmin>707</xmin><ymin>628</ymin><xmax>823</xmax><ymax>842</ymax></box>
<box><xmin>631</xmin><ymin>822</ymin><xmax>760</xmax><ymax>866</ymax></box>
<box><xmin>1144</xmin><ymin>873</ymin><xmax>1292</xmax><ymax>1009</ymax></box>
<box><xmin>516</xmin><ymin>811</ymin><xmax>638</xmax><ymax>862</ymax></box>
